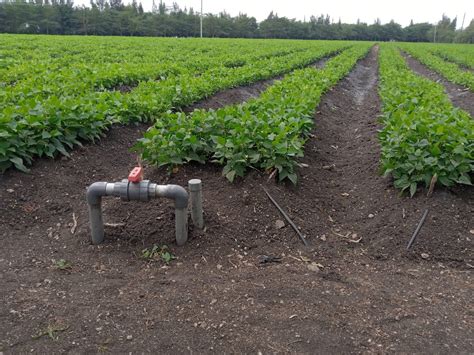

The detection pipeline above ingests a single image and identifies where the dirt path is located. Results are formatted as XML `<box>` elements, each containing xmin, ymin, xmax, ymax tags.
<box><xmin>1</xmin><ymin>47</ymin><xmax>473</xmax><ymax>354</ymax></box>
<box><xmin>184</xmin><ymin>79</ymin><xmax>273</xmax><ymax>112</ymax></box>
<box><xmin>402</xmin><ymin>51</ymin><xmax>474</xmax><ymax>117</ymax></box>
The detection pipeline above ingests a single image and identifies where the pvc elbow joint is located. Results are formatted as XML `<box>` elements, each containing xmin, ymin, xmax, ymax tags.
<box><xmin>155</xmin><ymin>184</ymin><xmax>189</xmax><ymax>209</ymax></box>
<box><xmin>86</xmin><ymin>182</ymin><xmax>108</xmax><ymax>205</ymax></box>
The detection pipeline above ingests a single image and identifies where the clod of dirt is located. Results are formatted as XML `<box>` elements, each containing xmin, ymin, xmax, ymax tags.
<box><xmin>421</xmin><ymin>253</ymin><xmax>430</xmax><ymax>259</ymax></box>
<box><xmin>275</xmin><ymin>220</ymin><xmax>285</xmax><ymax>229</ymax></box>
<box><xmin>307</xmin><ymin>262</ymin><xmax>321</xmax><ymax>272</ymax></box>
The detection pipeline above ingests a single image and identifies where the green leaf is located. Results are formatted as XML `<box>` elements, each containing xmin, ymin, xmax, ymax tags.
<box><xmin>225</xmin><ymin>169</ymin><xmax>236</xmax><ymax>182</ymax></box>
<box><xmin>456</xmin><ymin>174</ymin><xmax>472</xmax><ymax>185</ymax></box>
<box><xmin>42</xmin><ymin>131</ymin><xmax>52</xmax><ymax>139</ymax></box>
<box><xmin>10</xmin><ymin>157</ymin><xmax>29</xmax><ymax>172</ymax></box>
<box><xmin>287</xmin><ymin>172</ymin><xmax>298</xmax><ymax>185</ymax></box>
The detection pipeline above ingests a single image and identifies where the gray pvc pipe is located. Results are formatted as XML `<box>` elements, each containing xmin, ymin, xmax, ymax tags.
<box><xmin>153</xmin><ymin>185</ymin><xmax>188</xmax><ymax>209</ymax></box>
<box><xmin>153</xmin><ymin>184</ymin><xmax>189</xmax><ymax>245</ymax></box>
<box><xmin>188</xmin><ymin>179</ymin><xmax>204</xmax><ymax>229</ymax></box>
<box><xmin>174</xmin><ymin>208</ymin><xmax>188</xmax><ymax>246</ymax></box>
<box><xmin>86</xmin><ymin>181</ymin><xmax>189</xmax><ymax>246</ymax></box>
<box><xmin>86</xmin><ymin>182</ymin><xmax>108</xmax><ymax>245</ymax></box>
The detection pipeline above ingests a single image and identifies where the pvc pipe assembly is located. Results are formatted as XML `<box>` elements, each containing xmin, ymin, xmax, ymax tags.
<box><xmin>86</xmin><ymin>178</ymin><xmax>203</xmax><ymax>246</ymax></box>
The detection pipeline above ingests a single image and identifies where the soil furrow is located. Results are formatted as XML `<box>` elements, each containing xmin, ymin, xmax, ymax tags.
<box><xmin>401</xmin><ymin>51</ymin><xmax>474</xmax><ymax>117</ymax></box>
<box><xmin>286</xmin><ymin>46</ymin><xmax>473</xmax><ymax>267</ymax></box>
<box><xmin>185</xmin><ymin>52</ymin><xmax>337</xmax><ymax>112</ymax></box>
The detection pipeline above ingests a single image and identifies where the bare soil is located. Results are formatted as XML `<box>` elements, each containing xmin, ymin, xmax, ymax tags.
<box><xmin>402</xmin><ymin>51</ymin><xmax>474</xmax><ymax>117</ymax></box>
<box><xmin>184</xmin><ymin>79</ymin><xmax>275</xmax><ymax>112</ymax></box>
<box><xmin>114</xmin><ymin>84</ymin><xmax>134</xmax><ymax>93</ymax></box>
<box><xmin>1</xmin><ymin>47</ymin><xmax>473</xmax><ymax>354</ymax></box>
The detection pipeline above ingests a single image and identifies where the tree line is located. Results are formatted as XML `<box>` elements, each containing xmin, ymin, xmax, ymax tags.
<box><xmin>1</xmin><ymin>0</ymin><xmax>473</xmax><ymax>43</ymax></box>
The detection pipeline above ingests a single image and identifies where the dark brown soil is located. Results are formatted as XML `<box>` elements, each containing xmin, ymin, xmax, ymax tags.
<box><xmin>184</xmin><ymin>79</ymin><xmax>275</xmax><ymax>112</ymax></box>
<box><xmin>114</xmin><ymin>84</ymin><xmax>134</xmax><ymax>93</ymax></box>
<box><xmin>402</xmin><ymin>51</ymin><xmax>474</xmax><ymax>117</ymax></box>
<box><xmin>1</xmin><ymin>47</ymin><xmax>473</xmax><ymax>354</ymax></box>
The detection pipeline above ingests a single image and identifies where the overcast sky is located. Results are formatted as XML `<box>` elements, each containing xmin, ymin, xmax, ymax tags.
<box><xmin>79</xmin><ymin>0</ymin><xmax>473</xmax><ymax>28</ymax></box>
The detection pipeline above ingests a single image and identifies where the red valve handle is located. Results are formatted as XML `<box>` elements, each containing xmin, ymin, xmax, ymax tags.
<box><xmin>128</xmin><ymin>167</ymin><xmax>143</xmax><ymax>183</ymax></box>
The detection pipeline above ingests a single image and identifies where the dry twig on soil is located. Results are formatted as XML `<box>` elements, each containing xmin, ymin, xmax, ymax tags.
<box><xmin>70</xmin><ymin>213</ymin><xmax>78</xmax><ymax>234</ymax></box>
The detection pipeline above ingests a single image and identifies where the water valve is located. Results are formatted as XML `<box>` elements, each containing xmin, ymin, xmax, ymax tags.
<box><xmin>128</xmin><ymin>166</ymin><xmax>143</xmax><ymax>183</ymax></box>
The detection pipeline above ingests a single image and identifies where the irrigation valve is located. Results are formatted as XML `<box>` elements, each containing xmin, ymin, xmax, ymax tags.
<box><xmin>128</xmin><ymin>166</ymin><xmax>143</xmax><ymax>183</ymax></box>
<box><xmin>86</xmin><ymin>170</ymin><xmax>204</xmax><ymax>246</ymax></box>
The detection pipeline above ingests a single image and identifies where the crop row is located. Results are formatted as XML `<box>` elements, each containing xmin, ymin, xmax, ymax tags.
<box><xmin>378</xmin><ymin>44</ymin><xmax>473</xmax><ymax>195</ymax></box>
<box><xmin>428</xmin><ymin>45</ymin><xmax>474</xmax><ymax>70</ymax></box>
<box><xmin>1</xmin><ymin>38</ymin><xmax>315</xmax><ymax>100</ymax></box>
<box><xmin>137</xmin><ymin>43</ymin><xmax>372</xmax><ymax>183</ymax></box>
<box><xmin>399</xmin><ymin>43</ymin><xmax>474</xmax><ymax>91</ymax></box>
<box><xmin>0</xmin><ymin>38</ymin><xmax>351</xmax><ymax>172</ymax></box>
<box><xmin>123</xmin><ymin>42</ymin><xmax>349</xmax><ymax>121</ymax></box>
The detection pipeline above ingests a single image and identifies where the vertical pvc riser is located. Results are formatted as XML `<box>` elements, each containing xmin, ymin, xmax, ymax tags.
<box><xmin>88</xmin><ymin>203</ymin><xmax>104</xmax><ymax>245</ymax></box>
<box><xmin>175</xmin><ymin>208</ymin><xmax>188</xmax><ymax>246</ymax></box>
<box><xmin>188</xmin><ymin>179</ymin><xmax>204</xmax><ymax>229</ymax></box>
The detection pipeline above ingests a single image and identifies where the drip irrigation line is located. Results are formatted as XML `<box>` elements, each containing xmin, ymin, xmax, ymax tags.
<box><xmin>262</xmin><ymin>187</ymin><xmax>309</xmax><ymax>247</ymax></box>
<box><xmin>407</xmin><ymin>209</ymin><xmax>429</xmax><ymax>250</ymax></box>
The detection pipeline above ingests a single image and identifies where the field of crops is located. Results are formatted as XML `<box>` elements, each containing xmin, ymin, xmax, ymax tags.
<box><xmin>1</xmin><ymin>35</ymin><xmax>472</xmax><ymax>194</ymax></box>
<box><xmin>1</xmin><ymin>36</ymin><xmax>354</xmax><ymax>172</ymax></box>
<box><xmin>1</xmin><ymin>35</ymin><xmax>473</xmax><ymax>353</ymax></box>
<box><xmin>399</xmin><ymin>42</ymin><xmax>474</xmax><ymax>91</ymax></box>
<box><xmin>379</xmin><ymin>44</ymin><xmax>473</xmax><ymax>194</ymax></box>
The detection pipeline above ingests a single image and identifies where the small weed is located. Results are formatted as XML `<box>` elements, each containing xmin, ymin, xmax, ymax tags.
<box><xmin>98</xmin><ymin>338</ymin><xmax>112</xmax><ymax>352</ymax></box>
<box><xmin>53</xmin><ymin>259</ymin><xmax>72</xmax><ymax>270</ymax></box>
<box><xmin>32</xmin><ymin>323</ymin><xmax>69</xmax><ymax>341</ymax></box>
<box><xmin>141</xmin><ymin>245</ymin><xmax>175</xmax><ymax>263</ymax></box>
<box><xmin>141</xmin><ymin>245</ymin><xmax>160</xmax><ymax>260</ymax></box>
<box><xmin>98</xmin><ymin>344</ymin><xmax>109</xmax><ymax>353</ymax></box>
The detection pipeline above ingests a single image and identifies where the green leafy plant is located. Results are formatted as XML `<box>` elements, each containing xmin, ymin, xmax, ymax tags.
<box><xmin>1</xmin><ymin>36</ymin><xmax>350</xmax><ymax>172</ymax></box>
<box><xmin>378</xmin><ymin>44</ymin><xmax>474</xmax><ymax>196</ymax></box>
<box><xmin>53</xmin><ymin>259</ymin><xmax>72</xmax><ymax>270</ymax></box>
<box><xmin>400</xmin><ymin>43</ymin><xmax>474</xmax><ymax>91</ymax></box>
<box><xmin>430</xmin><ymin>45</ymin><xmax>474</xmax><ymax>70</ymax></box>
<box><xmin>141</xmin><ymin>245</ymin><xmax>175</xmax><ymax>263</ymax></box>
<box><xmin>136</xmin><ymin>44</ymin><xmax>372</xmax><ymax>183</ymax></box>
<box><xmin>32</xmin><ymin>323</ymin><xmax>69</xmax><ymax>341</ymax></box>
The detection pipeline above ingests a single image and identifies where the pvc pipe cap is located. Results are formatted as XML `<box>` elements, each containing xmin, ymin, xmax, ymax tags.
<box><xmin>188</xmin><ymin>179</ymin><xmax>202</xmax><ymax>191</ymax></box>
